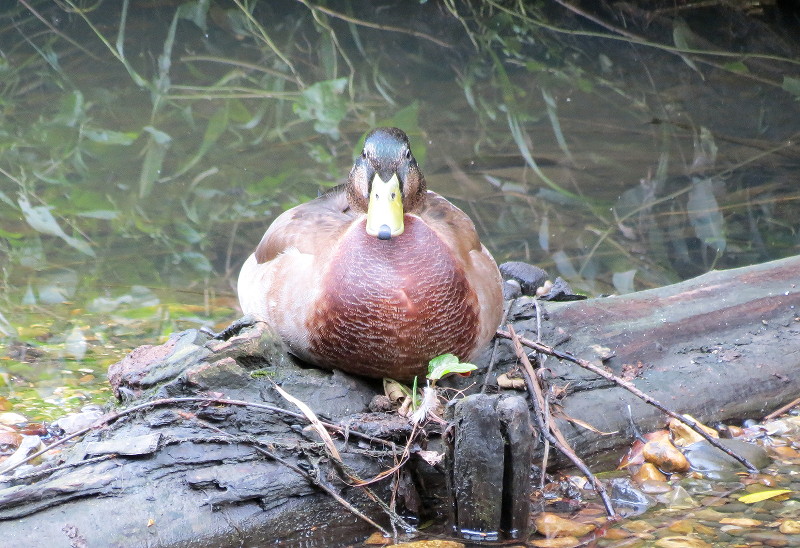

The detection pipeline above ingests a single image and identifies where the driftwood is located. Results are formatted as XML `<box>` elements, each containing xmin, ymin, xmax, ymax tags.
<box><xmin>0</xmin><ymin>255</ymin><xmax>798</xmax><ymax>547</ymax></box>
<box><xmin>504</xmin><ymin>253</ymin><xmax>800</xmax><ymax>467</ymax></box>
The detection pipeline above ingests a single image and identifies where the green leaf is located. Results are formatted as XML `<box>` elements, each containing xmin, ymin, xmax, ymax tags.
<box><xmin>722</xmin><ymin>61</ymin><xmax>749</xmax><ymax>74</ymax></box>
<box><xmin>176</xmin><ymin>0</ymin><xmax>210</xmax><ymax>32</ymax></box>
<box><xmin>179</xmin><ymin>251</ymin><xmax>212</xmax><ymax>273</ymax></box>
<box><xmin>427</xmin><ymin>353</ymin><xmax>477</xmax><ymax>381</ymax></box>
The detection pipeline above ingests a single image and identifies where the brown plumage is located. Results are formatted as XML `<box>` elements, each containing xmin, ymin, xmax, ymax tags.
<box><xmin>237</xmin><ymin>127</ymin><xmax>503</xmax><ymax>380</ymax></box>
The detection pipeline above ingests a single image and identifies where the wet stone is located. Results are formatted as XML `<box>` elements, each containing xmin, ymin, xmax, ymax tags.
<box><xmin>742</xmin><ymin>531</ymin><xmax>791</xmax><ymax>547</ymax></box>
<box><xmin>714</xmin><ymin>502</ymin><xmax>752</xmax><ymax>513</ymax></box>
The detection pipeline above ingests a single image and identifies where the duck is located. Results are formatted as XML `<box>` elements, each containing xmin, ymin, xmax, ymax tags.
<box><xmin>237</xmin><ymin>127</ymin><xmax>503</xmax><ymax>381</ymax></box>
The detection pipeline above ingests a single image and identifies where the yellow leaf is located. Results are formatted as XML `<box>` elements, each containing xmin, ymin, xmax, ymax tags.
<box><xmin>738</xmin><ymin>489</ymin><xmax>792</xmax><ymax>504</ymax></box>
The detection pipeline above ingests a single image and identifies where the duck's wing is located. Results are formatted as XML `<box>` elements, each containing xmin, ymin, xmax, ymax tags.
<box><xmin>419</xmin><ymin>191</ymin><xmax>483</xmax><ymax>258</ymax></box>
<box><xmin>252</xmin><ymin>186</ymin><xmax>353</xmax><ymax>264</ymax></box>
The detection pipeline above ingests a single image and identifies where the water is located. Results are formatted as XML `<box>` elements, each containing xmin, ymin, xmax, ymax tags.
<box><xmin>0</xmin><ymin>1</ymin><xmax>798</xmax><ymax>544</ymax></box>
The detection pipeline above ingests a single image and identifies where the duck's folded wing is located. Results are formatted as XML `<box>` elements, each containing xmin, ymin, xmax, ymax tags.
<box><xmin>253</xmin><ymin>189</ymin><xmax>352</xmax><ymax>264</ymax></box>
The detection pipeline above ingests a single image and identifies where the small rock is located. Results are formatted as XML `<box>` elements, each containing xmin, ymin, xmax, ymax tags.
<box><xmin>719</xmin><ymin>517</ymin><xmax>763</xmax><ymax>527</ymax></box>
<box><xmin>643</xmin><ymin>434</ymin><xmax>690</xmax><ymax>473</ymax></box>
<box><xmin>654</xmin><ymin>537</ymin><xmax>711</xmax><ymax>548</ymax></box>
<box><xmin>533</xmin><ymin>513</ymin><xmax>595</xmax><ymax>538</ymax></box>
<box><xmin>632</xmin><ymin>462</ymin><xmax>667</xmax><ymax>483</ymax></box>
<box><xmin>529</xmin><ymin>537</ymin><xmax>580</xmax><ymax>548</ymax></box>
<box><xmin>368</xmin><ymin>395</ymin><xmax>393</xmax><ymax>412</ymax></box>
<box><xmin>0</xmin><ymin>413</ymin><xmax>27</xmax><ymax>426</ymax></box>
<box><xmin>780</xmin><ymin>520</ymin><xmax>800</xmax><ymax>534</ymax></box>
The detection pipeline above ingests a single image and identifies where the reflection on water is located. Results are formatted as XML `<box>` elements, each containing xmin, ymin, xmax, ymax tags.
<box><xmin>0</xmin><ymin>0</ymin><xmax>798</xmax><ymax>477</ymax></box>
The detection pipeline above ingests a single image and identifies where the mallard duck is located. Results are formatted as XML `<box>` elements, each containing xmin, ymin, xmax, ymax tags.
<box><xmin>237</xmin><ymin>127</ymin><xmax>503</xmax><ymax>380</ymax></box>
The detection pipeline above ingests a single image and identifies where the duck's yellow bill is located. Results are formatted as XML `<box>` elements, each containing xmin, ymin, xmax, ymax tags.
<box><xmin>366</xmin><ymin>173</ymin><xmax>404</xmax><ymax>240</ymax></box>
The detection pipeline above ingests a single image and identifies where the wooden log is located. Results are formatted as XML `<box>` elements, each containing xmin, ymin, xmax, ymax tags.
<box><xmin>497</xmin><ymin>254</ymin><xmax>800</xmax><ymax>467</ymax></box>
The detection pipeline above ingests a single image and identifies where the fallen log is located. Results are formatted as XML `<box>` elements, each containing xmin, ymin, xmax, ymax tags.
<box><xmin>0</xmin><ymin>255</ymin><xmax>798</xmax><ymax>546</ymax></box>
<box><xmin>496</xmin><ymin>253</ymin><xmax>800</xmax><ymax>468</ymax></box>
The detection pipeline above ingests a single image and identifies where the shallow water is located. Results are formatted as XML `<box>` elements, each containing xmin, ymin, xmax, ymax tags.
<box><xmin>0</xmin><ymin>1</ymin><xmax>798</xmax><ymax>545</ymax></box>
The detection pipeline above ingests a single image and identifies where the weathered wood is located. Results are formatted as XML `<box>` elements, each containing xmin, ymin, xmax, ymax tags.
<box><xmin>0</xmin><ymin>255</ymin><xmax>797</xmax><ymax>546</ymax></box>
<box><xmin>494</xmin><ymin>254</ymin><xmax>800</xmax><ymax>467</ymax></box>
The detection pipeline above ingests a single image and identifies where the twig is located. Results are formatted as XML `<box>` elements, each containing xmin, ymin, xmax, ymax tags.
<box><xmin>507</xmin><ymin>325</ymin><xmax>616</xmax><ymax>517</ymax></box>
<box><xmin>292</xmin><ymin>0</ymin><xmax>453</xmax><ymax>49</ymax></box>
<box><xmin>496</xmin><ymin>329</ymin><xmax>759</xmax><ymax>472</ymax></box>
<box><xmin>192</xmin><ymin>416</ymin><xmax>391</xmax><ymax>536</ymax></box>
<box><xmin>1</xmin><ymin>396</ymin><xmax>402</xmax><ymax>475</ymax></box>
<box><xmin>19</xmin><ymin>0</ymin><xmax>107</xmax><ymax>62</ymax></box>
<box><xmin>763</xmin><ymin>397</ymin><xmax>800</xmax><ymax>421</ymax></box>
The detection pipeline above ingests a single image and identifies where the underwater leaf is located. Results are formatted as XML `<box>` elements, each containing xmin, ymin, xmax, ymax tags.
<box><xmin>542</xmin><ymin>88</ymin><xmax>575</xmax><ymax>165</ymax></box>
<box><xmin>17</xmin><ymin>195</ymin><xmax>67</xmax><ymax>238</ymax></box>
<box><xmin>0</xmin><ymin>189</ymin><xmax>15</xmax><ymax>207</ymax></box>
<box><xmin>672</xmin><ymin>19</ymin><xmax>702</xmax><ymax>78</ymax></box>
<box><xmin>723</xmin><ymin>61</ymin><xmax>749</xmax><ymax>74</ymax></box>
<box><xmin>0</xmin><ymin>311</ymin><xmax>16</xmax><ymax>338</ymax></box>
<box><xmin>65</xmin><ymin>327</ymin><xmax>88</xmax><ymax>361</ymax></box>
<box><xmin>77</xmin><ymin>210</ymin><xmax>119</xmax><ymax>220</ymax></box>
<box><xmin>293</xmin><ymin>78</ymin><xmax>348</xmax><ymax>138</ymax></box>
<box><xmin>782</xmin><ymin>76</ymin><xmax>800</xmax><ymax>98</ymax></box>
<box><xmin>176</xmin><ymin>0</ymin><xmax>210</xmax><ymax>32</ymax></box>
<box><xmin>538</xmin><ymin>215</ymin><xmax>550</xmax><ymax>252</ymax></box>
<box><xmin>612</xmin><ymin>269</ymin><xmax>637</xmax><ymax>294</ymax></box>
<box><xmin>691</xmin><ymin>126</ymin><xmax>717</xmax><ymax>172</ymax></box>
<box><xmin>54</xmin><ymin>90</ymin><xmax>86</xmax><ymax>128</ymax></box>
<box><xmin>381</xmin><ymin>102</ymin><xmax>424</xmax><ymax>164</ymax></box>
<box><xmin>179</xmin><ymin>251</ymin><xmax>212</xmax><ymax>273</ymax></box>
<box><xmin>17</xmin><ymin>195</ymin><xmax>95</xmax><ymax>257</ymax></box>
<box><xmin>166</xmin><ymin>103</ymin><xmax>230</xmax><ymax>182</ymax></box>
<box><xmin>738</xmin><ymin>489</ymin><xmax>792</xmax><ymax>504</ymax></box>
<box><xmin>83</xmin><ymin>127</ymin><xmax>138</xmax><ymax>146</ymax></box>
<box><xmin>139</xmin><ymin>127</ymin><xmax>172</xmax><ymax>198</ymax></box>
<box><xmin>687</xmin><ymin>177</ymin><xmax>726</xmax><ymax>253</ymax></box>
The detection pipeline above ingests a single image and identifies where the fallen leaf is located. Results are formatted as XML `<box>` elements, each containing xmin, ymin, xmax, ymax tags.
<box><xmin>738</xmin><ymin>489</ymin><xmax>792</xmax><ymax>504</ymax></box>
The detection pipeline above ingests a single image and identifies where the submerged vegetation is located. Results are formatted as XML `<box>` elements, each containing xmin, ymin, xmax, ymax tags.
<box><xmin>0</xmin><ymin>0</ymin><xmax>799</xmax><ymax>417</ymax></box>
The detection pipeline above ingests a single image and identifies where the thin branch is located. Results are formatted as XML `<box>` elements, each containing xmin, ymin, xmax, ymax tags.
<box><xmin>293</xmin><ymin>0</ymin><xmax>453</xmax><ymax>49</ymax></box>
<box><xmin>507</xmin><ymin>325</ymin><xmax>616</xmax><ymax>517</ymax></box>
<box><xmin>193</xmin><ymin>417</ymin><xmax>390</xmax><ymax>536</ymax></box>
<box><xmin>0</xmin><ymin>396</ymin><xmax>401</xmax><ymax>475</ymax></box>
<box><xmin>495</xmin><ymin>328</ymin><xmax>759</xmax><ymax>472</ymax></box>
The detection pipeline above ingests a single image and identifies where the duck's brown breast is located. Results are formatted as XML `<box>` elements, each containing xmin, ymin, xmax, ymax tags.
<box><xmin>306</xmin><ymin>216</ymin><xmax>480</xmax><ymax>379</ymax></box>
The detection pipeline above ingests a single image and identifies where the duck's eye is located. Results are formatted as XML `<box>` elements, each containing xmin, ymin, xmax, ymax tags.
<box><xmin>405</xmin><ymin>149</ymin><xmax>412</xmax><ymax>159</ymax></box>
<box><xmin>391</xmin><ymin>192</ymin><xmax>396</xmax><ymax>200</ymax></box>
<box><xmin>361</xmin><ymin>151</ymin><xmax>367</xmax><ymax>159</ymax></box>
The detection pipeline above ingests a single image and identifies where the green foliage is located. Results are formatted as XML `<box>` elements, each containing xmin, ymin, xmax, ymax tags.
<box><xmin>293</xmin><ymin>78</ymin><xmax>349</xmax><ymax>138</ymax></box>
<box><xmin>427</xmin><ymin>354</ymin><xmax>477</xmax><ymax>382</ymax></box>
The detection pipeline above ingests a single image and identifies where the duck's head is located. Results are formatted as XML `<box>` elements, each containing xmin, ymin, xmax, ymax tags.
<box><xmin>347</xmin><ymin>127</ymin><xmax>426</xmax><ymax>241</ymax></box>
